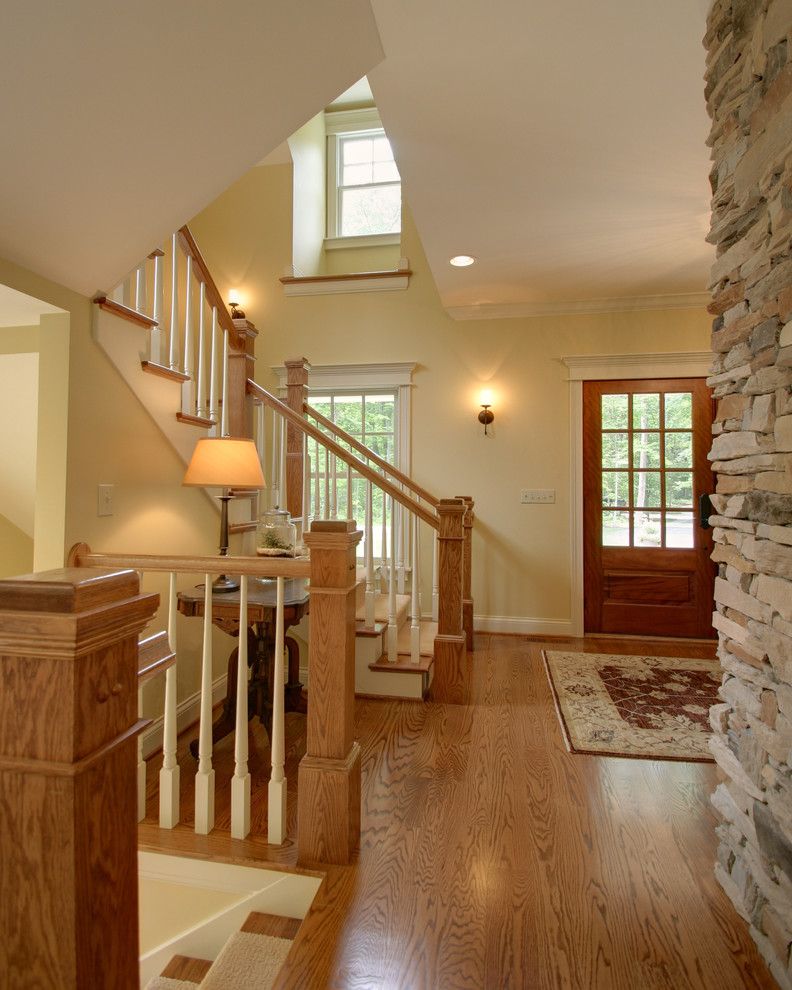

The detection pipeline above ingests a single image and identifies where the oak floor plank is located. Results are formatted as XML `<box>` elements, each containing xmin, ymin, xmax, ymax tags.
<box><xmin>143</xmin><ymin>633</ymin><xmax>773</xmax><ymax>990</ymax></box>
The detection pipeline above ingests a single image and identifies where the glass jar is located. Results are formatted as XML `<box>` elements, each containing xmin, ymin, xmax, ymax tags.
<box><xmin>256</xmin><ymin>508</ymin><xmax>297</xmax><ymax>557</ymax></box>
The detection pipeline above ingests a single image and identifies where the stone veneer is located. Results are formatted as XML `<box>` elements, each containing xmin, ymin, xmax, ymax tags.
<box><xmin>705</xmin><ymin>0</ymin><xmax>792</xmax><ymax>985</ymax></box>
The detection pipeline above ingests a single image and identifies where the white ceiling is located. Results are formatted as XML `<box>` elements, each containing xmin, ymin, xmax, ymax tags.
<box><xmin>0</xmin><ymin>0</ymin><xmax>383</xmax><ymax>297</ymax></box>
<box><xmin>0</xmin><ymin>285</ymin><xmax>65</xmax><ymax>327</ymax></box>
<box><xmin>368</xmin><ymin>0</ymin><xmax>715</xmax><ymax>316</ymax></box>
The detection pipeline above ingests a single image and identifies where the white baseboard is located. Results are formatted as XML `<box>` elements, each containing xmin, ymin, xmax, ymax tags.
<box><xmin>141</xmin><ymin>673</ymin><xmax>228</xmax><ymax>760</ymax></box>
<box><xmin>474</xmin><ymin>615</ymin><xmax>574</xmax><ymax>637</ymax></box>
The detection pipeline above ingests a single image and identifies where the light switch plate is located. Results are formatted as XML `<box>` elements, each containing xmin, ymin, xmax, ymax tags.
<box><xmin>520</xmin><ymin>489</ymin><xmax>555</xmax><ymax>504</ymax></box>
<box><xmin>98</xmin><ymin>484</ymin><xmax>114</xmax><ymax>516</ymax></box>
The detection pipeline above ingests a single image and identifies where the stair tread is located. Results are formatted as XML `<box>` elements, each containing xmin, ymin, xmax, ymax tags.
<box><xmin>355</xmin><ymin>592</ymin><xmax>411</xmax><ymax>625</ymax></box>
<box><xmin>141</xmin><ymin>360</ymin><xmax>190</xmax><ymax>384</ymax></box>
<box><xmin>176</xmin><ymin>411</ymin><xmax>215</xmax><ymax>428</ymax></box>
<box><xmin>160</xmin><ymin>955</ymin><xmax>213</xmax><ymax>982</ymax></box>
<box><xmin>369</xmin><ymin>653</ymin><xmax>433</xmax><ymax>674</ymax></box>
<box><xmin>201</xmin><ymin>930</ymin><xmax>292</xmax><ymax>990</ymax></box>
<box><xmin>242</xmin><ymin>911</ymin><xmax>301</xmax><ymax>940</ymax></box>
<box><xmin>355</xmin><ymin>619</ymin><xmax>387</xmax><ymax>638</ymax></box>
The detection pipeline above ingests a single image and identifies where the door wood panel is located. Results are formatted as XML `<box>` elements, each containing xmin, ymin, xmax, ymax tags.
<box><xmin>583</xmin><ymin>378</ymin><xmax>716</xmax><ymax>638</ymax></box>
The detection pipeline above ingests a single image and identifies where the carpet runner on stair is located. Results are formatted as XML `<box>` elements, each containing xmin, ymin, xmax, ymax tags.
<box><xmin>145</xmin><ymin>979</ymin><xmax>199</xmax><ymax>990</ymax></box>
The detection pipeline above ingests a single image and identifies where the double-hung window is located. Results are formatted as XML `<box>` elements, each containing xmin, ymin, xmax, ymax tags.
<box><xmin>326</xmin><ymin>108</ymin><xmax>401</xmax><ymax>247</ymax></box>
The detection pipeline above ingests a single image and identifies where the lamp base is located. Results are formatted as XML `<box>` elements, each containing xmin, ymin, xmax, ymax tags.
<box><xmin>211</xmin><ymin>574</ymin><xmax>240</xmax><ymax>593</ymax></box>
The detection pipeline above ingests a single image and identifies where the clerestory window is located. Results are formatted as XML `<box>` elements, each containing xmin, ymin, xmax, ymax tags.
<box><xmin>325</xmin><ymin>109</ymin><xmax>401</xmax><ymax>248</ymax></box>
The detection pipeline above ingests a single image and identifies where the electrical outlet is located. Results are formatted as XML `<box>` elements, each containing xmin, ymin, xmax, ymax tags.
<box><xmin>520</xmin><ymin>489</ymin><xmax>555</xmax><ymax>504</ymax></box>
<box><xmin>98</xmin><ymin>484</ymin><xmax>114</xmax><ymax>517</ymax></box>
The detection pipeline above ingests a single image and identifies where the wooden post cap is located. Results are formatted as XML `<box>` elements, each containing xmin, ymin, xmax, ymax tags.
<box><xmin>0</xmin><ymin>567</ymin><xmax>140</xmax><ymax>613</ymax></box>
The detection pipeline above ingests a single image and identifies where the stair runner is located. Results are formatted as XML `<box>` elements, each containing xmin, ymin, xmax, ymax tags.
<box><xmin>146</xmin><ymin>913</ymin><xmax>298</xmax><ymax>990</ymax></box>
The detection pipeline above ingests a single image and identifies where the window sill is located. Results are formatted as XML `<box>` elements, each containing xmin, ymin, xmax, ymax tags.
<box><xmin>324</xmin><ymin>233</ymin><xmax>401</xmax><ymax>250</ymax></box>
<box><xmin>280</xmin><ymin>268</ymin><xmax>412</xmax><ymax>297</ymax></box>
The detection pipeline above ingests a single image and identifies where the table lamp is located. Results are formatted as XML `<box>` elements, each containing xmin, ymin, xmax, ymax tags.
<box><xmin>183</xmin><ymin>436</ymin><xmax>266</xmax><ymax>592</ymax></box>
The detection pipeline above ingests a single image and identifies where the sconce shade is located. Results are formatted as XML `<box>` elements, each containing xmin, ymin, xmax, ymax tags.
<box><xmin>183</xmin><ymin>437</ymin><xmax>265</xmax><ymax>489</ymax></box>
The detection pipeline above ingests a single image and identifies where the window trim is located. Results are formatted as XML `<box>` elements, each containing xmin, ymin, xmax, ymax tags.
<box><xmin>325</xmin><ymin>107</ymin><xmax>401</xmax><ymax>244</ymax></box>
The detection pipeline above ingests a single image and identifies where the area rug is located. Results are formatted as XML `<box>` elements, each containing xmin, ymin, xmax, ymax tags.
<box><xmin>541</xmin><ymin>650</ymin><xmax>721</xmax><ymax>762</ymax></box>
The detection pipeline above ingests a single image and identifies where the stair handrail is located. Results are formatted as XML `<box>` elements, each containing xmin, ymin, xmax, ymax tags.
<box><xmin>248</xmin><ymin>380</ymin><xmax>440</xmax><ymax>530</ymax></box>
<box><xmin>177</xmin><ymin>226</ymin><xmax>237</xmax><ymax>338</ymax></box>
<box><xmin>67</xmin><ymin>545</ymin><xmax>311</xmax><ymax>578</ymax></box>
<box><xmin>303</xmin><ymin>401</ymin><xmax>440</xmax><ymax>509</ymax></box>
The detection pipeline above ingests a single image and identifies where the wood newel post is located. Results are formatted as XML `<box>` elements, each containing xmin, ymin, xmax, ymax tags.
<box><xmin>284</xmin><ymin>357</ymin><xmax>310</xmax><ymax>521</ymax></box>
<box><xmin>226</xmin><ymin>316</ymin><xmax>258</xmax><ymax>438</ymax></box>
<box><xmin>0</xmin><ymin>567</ymin><xmax>158</xmax><ymax>990</ymax></box>
<box><xmin>456</xmin><ymin>495</ymin><xmax>475</xmax><ymax>651</ymax></box>
<box><xmin>432</xmin><ymin>498</ymin><xmax>468</xmax><ymax>704</ymax></box>
<box><xmin>298</xmin><ymin>520</ymin><xmax>363</xmax><ymax>865</ymax></box>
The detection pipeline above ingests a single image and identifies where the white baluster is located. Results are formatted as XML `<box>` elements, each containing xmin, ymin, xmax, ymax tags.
<box><xmin>196</xmin><ymin>282</ymin><xmax>207</xmax><ymax>418</ymax></box>
<box><xmin>220</xmin><ymin>328</ymin><xmax>229</xmax><ymax>437</ymax></box>
<box><xmin>329</xmin><ymin>451</ymin><xmax>337</xmax><ymax>518</ymax></box>
<box><xmin>365</xmin><ymin>480</ymin><xmax>375</xmax><ymax>627</ymax></box>
<box><xmin>396</xmin><ymin>498</ymin><xmax>406</xmax><ymax>594</ymax></box>
<box><xmin>346</xmin><ymin>464</ymin><xmax>353</xmax><ymax>521</ymax></box>
<box><xmin>387</xmin><ymin>496</ymin><xmax>398</xmax><ymax>662</ymax></box>
<box><xmin>150</xmin><ymin>250</ymin><xmax>164</xmax><ymax>364</ymax></box>
<box><xmin>209</xmin><ymin>306</ymin><xmax>219</xmax><ymax>427</ymax></box>
<box><xmin>271</xmin><ymin>410</ymin><xmax>280</xmax><ymax>507</ymax></box>
<box><xmin>134</xmin><ymin>261</ymin><xmax>147</xmax><ymax>315</ymax></box>
<box><xmin>410</xmin><ymin>514</ymin><xmax>421</xmax><ymax>664</ymax></box>
<box><xmin>313</xmin><ymin>438</ymin><xmax>321</xmax><ymax>518</ymax></box>
<box><xmin>231</xmin><ymin>575</ymin><xmax>251</xmax><ymax>839</ymax></box>
<box><xmin>268</xmin><ymin>576</ymin><xmax>287</xmax><ymax>844</ymax></box>
<box><xmin>323</xmin><ymin>447</ymin><xmax>330</xmax><ymax>520</ymax></box>
<box><xmin>168</xmin><ymin>233</ymin><xmax>179</xmax><ymax>371</ymax></box>
<box><xmin>194</xmin><ymin>575</ymin><xmax>215</xmax><ymax>834</ymax></box>
<box><xmin>380</xmin><ymin>490</ymin><xmax>387</xmax><ymax>582</ymax></box>
<box><xmin>432</xmin><ymin>528</ymin><xmax>440</xmax><ymax>623</ymax></box>
<box><xmin>159</xmin><ymin>571</ymin><xmax>180</xmax><ymax>828</ymax></box>
<box><xmin>181</xmin><ymin>254</ymin><xmax>195</xmax><ymax>413</ymax></box>
<box><xmin>279</xmin><ymin>416</ymin><xmax>286</xmax><ymax>506</ymax></box>
<box><xmin>302</xmin><ymin>434</ymin><xmax>311</xmax><ymax>542</ymax></box>
<box><xmin>137</xmin><ymin>682</ymin><xmax>146</xmax><ymax>822</ymax></box>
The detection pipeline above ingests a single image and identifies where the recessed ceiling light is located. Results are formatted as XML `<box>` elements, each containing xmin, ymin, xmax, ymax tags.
<box><xmin>449</xmin><ymin>255</ymin><xmax>476</xmax><ymax>267</ymax></box>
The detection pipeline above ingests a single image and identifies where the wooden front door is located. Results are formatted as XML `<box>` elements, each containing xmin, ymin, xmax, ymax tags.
<box><xmin>583</xmin><ymin>378</ymin><xmax>716</xmax><ymax>638</ymax></box>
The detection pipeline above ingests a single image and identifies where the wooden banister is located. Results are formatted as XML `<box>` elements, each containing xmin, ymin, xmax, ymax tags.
<box><xmin>177</xmin><ymin>227</ymin><xmax>235</xmax><ymax>338</ymax></box>
<box><xmin>137</xmin><ymin>630</ymin><xmax>176</xmax><ymax>685</ymax></box>
<box><xmin>305</xmin><ymin>402</ymin><xmax>440</xmax><ymax>508</ymax></box>
<box><xmin>432</xmin><ymin>499</ymin><xmax>468</xmax><ymax>703</ymax></box>
<box><xmin>248</xmin><ymin>380</ymin><xmax>439</xmax><ymax>531</ymax></box>
<box><xmin>67</xmin><ymin>544</ymin><xmax>311</xmax><ymax>580</ymax></box>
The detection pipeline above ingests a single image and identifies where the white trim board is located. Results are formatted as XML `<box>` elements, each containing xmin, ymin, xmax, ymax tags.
<box><xmin>564</xmin><ymin>350</ymin><xmax>712</xmax><ymax>637</ymax></box>
<box><xmin>141</xmin><ymin>672</ymin><xmax>227</xmax><ymax>760</ymax></box>
<box><xmin>474</xmin><ymin>615</ymin><xmax>574</xmax><ymax>637</ymax></box>
<box><xmin>447</xmin><ymin>292</ymin><xmax>710</xmax><ymax>321</ymax></box>
<box><xmin>274</xmin><ymin>361</ymin><xmax>416</xmax><ymax>391</ymax></box>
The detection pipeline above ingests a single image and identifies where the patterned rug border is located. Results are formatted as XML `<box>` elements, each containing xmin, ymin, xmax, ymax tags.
<box><xmin>540</xmin><ymin>649</ymin><xmax>715</xmax><ymax>764</ymax></box>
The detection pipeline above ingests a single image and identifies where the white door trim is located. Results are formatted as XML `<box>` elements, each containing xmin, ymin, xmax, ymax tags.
<box><xmin>562</xmin><ymin>351</ymin><xmax>712</xmax><ymax>636</ymax></box>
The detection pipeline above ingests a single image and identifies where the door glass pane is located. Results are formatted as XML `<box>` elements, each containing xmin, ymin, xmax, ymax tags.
<box><xmin>635</xmin><ymin>511</ymin><xmax>662</xmax><ymax>547</ymax></box>
<box><xmin>666</xmin><ymin>512</ymin><xmax>695</xmax><ymax>548</ymax></box>
<box><xmin>633</xmin><ymin>393</ymin><xmax>660</xmax><ymax>429</ymax></box>
<box><xmin>601</xmin><ymin>394</ymin><xmax>628</xmax><ymax>429</ymax></box>
<box><xmin>602</xmin><ymin>472</ymin><xmax>629</xmax><ymax>507</ymax></box>
<box><xmin>665</xmin><ymin>392</ymin><xmax>693</xmax><ymax>429</ymax></box>
<box><xmin>602</xmin><ymin>511</ymin><xmax>630</xmax><ymax>546</ymax></box>
<box><xmin>665</xmin><ymin>432</ymin><xmax>693</xmax><ymax>469</ymax></box>
<box><xmin>632</xmin><ymin>432</ymin><xmax>660</xmax><ymax>469</ymax></box>
<box><xmin>602</xmin><ymin>433</ymin><xmax>629</xmax><ymax>468</ymax></box>
<box><xmin>667</xmin><ymin>472</ymin><xmax>694</xmax><ymax>508</ymax></box>
<box><xmin>633</xmin><ymin>472</ymin><xmax>661</xmax><ymax>508</ymax></box>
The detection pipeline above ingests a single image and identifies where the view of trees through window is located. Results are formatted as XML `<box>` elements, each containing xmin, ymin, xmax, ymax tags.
<box><xmin>309</xmin><ymin>392</ymin><xmax>397</xmax><ymax>557</ymax></box>
<box><xmin>338</xmin><ymin>133</ymin><xmax>401</xmax><ymax>237</ymax></box>
<box><xmin>600</xmin><ymin>391</ymin><xmax>695</xmax><ymax>548</ymax></box>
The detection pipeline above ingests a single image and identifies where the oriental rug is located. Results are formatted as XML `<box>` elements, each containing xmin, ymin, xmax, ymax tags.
<box><xmin>541</xmin><ymin>650</ymin><xmax>720</xmax><ymax>762</ymax></box>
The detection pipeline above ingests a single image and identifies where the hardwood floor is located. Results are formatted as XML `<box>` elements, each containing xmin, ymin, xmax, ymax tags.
<box><xmin>141</xmin><ymin>634</ymin><xmax>775</xmax><ymax>989</ymax></box>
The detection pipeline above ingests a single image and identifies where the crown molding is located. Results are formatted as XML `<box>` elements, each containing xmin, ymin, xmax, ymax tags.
<box><xmin>446</xmin><ymin>291</ymin><xmax>711</xmax><ymax>321</ymax></box>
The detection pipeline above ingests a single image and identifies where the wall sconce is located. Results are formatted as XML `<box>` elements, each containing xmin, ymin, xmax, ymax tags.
<box><xmin>478</xmin><ymin>389</ymin><xmax>495</xmax><ymax>436</ymax></box>
<box><xmin>228</xmin><ymin>288</ymin><xmax>245</xmax><ymax>320</ymax></box>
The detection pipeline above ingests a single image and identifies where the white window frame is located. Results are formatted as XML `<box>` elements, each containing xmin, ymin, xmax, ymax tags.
<box><xmin>325</xmin><ymin>107</ymin><xmax>401</xmax><ymax>248</ymax></box>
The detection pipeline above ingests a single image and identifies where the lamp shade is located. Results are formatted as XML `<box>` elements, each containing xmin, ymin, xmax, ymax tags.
<box><xmin>183</xmin><ymin>437</ymin><xmax>266</xmax><ymax>489</ymax></box>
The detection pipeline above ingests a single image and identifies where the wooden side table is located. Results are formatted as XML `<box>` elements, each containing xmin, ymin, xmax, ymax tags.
<box><xmin>177</xmin><ymin>577</ymin><xmax>310</xmax><ymax>757</ymax></box>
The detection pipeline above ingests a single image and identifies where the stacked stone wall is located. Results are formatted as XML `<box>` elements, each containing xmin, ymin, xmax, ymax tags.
<box><xmin>705</xmin><ymin>0</ymin><xmax>792</xmax><ymax>986</ymax></box>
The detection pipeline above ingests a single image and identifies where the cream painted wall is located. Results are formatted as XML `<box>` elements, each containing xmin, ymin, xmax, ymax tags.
<box><xmin>0</xmin><ymin>513</ymin><xmax>33</xmax><ymax>579</ymax></box>
<box><xmin>288</xmin><ymin>114</ymin><xmax>326</xmax><ymax>278</ymax></box>
<box><xmin>0</xmin><ymin>347</ymin><xmax>38</xmax><ymax>536</ymax></box>
<box><xmin>191</xmin><ymin>163</ymin><xmax>711</xmax><ymax>629</ymax></box>
<box><xmin>0</xmin><ymin>255</ymin><xmax>231</xmax><ymax>703</ymax></box>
